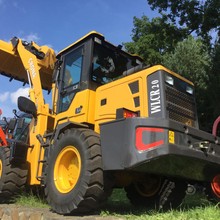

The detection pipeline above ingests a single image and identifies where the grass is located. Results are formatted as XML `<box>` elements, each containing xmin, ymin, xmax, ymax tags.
<box><xmin>13</xmin><ymin>190</ymin><xmax>49</xmax><ymax>208</ymax></box>
<box><xmin>100</xmin><ymin>189</ymin><xmax>220</xmax><ymax>219</ymax></box>
<box><xmin>12</xmin><ymin>188</ymin><xmax>220</xmax><ymax>219</ymax></box>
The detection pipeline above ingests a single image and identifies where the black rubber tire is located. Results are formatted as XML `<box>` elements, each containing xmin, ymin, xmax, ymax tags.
<box><xmin>156</xmin><ymin>178</ymin><xmax>187</xmax><ymax>210</ymax></box>
<box><xmin>125</xmin><ymin>175</ymin><xmax>162</xmax><ymax>208</ymax></box>
<box><xmin>0</xmin><ymin>146</ymin><xmax>28</xmax><ymax>202</ymax></box>
<box><xmin>44</xmin><ymin>128</ymin><xmax>105</xmax><ymax>214</ymax></box>
<box><xmin>125</xmin><ymin>177</ymin><xmax>187</xmax><ymax>210</ymax></box>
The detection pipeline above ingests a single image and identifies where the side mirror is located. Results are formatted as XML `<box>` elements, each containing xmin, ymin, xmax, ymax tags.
<box><xmin>18</xmin><ymin>96</ymin><xmax>37</xmax><ymax>118</ymax></box>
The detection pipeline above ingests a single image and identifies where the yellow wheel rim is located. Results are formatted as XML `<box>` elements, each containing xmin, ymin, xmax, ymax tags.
<box><xmin>0</xmin><ymin>159</ymin><xmax>2</xmax><ymax>178</ymax></box>
<box><xmin>54</xmin><ymin>146</ymin><xmax>81</xmax><ymax>193</ymax></box>
<box><xmin>135</xmin><ymin>176</ymin><xmax>161</xmax><ymax>197</ymax></box>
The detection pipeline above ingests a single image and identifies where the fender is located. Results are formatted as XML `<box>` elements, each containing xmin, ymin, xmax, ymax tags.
<box><xmin>52</xmin><ymin>121</ymin><xmax>89</xmax><ymax>141</ymax></box>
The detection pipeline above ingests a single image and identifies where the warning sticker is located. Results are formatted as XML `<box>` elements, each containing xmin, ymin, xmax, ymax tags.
<box><xmin>169</xmin><ymin>130</ymin><xmax>175</xmax><ymax>144</ymax></box>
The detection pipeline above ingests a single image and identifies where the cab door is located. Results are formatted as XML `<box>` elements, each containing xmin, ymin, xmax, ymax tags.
<box><xmin>58</xmin><ymin>46</ymin><xmax>84</xmax><ymax>113</ymax></box>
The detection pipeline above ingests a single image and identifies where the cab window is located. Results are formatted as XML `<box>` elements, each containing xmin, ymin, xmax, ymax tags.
<box><xmin>59</xmin><ymin>47</ymin><xmax>83</xmax><ymax>112</ymax></box>
<box><xmin>92</xmin><ymin>42</ymin><xmax>141</xmax><ymax>84</ymax></box>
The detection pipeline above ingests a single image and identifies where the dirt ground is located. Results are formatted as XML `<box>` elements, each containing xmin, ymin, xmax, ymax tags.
<box><xmin>0</xmin><ymin>204</ymin><xmax>125</xmax><ymax>220</ymax></box>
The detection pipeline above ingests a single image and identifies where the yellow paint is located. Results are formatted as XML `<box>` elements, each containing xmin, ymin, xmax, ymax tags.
<box><xmin>54</xmin><ymin>89</ymin><xmax>96</xmax><ymax>127</ymax></box>
<box><xmin>0</xmin><ymin>159</ymin><xmax>2</xmax><ymax>178</ymax></box>
<box><xmin>169</xmin><ymin>130</ymin><xmax>175</xmax><ymax>144</ymax></box>
<box><xmin>0</xmin><ymin>38</ymin><xmax>56</xmax><ymax>91</ymax></box>
<box><xmin>94</xmin><ymin>65</ymin><xmax>174</xmax><ymax>133</ymax></box>
<box><xmin>54</xmin><ymin>146</ymin><xmax>81</xmax><ymax>193</ymax></box>
<box><xmin>27</xmin><ymin>104</ymin><xmax>55</xmax><ymax>184</ymax></box>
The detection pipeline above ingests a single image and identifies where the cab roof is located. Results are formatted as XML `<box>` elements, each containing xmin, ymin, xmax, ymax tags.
<box><xmin>58</xmin><ymin>31</ymin><xmax>104</xmax><ymax>56</ymax></box>
<box><xmin>57</xmin><ymin>31</ymin><xmax>143</xmax><ymax>62</ymax></box>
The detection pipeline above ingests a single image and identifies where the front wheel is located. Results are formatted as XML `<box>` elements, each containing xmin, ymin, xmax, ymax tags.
<box><xmin>44</xmin><ymin>128</ymin><xmax>105</xmax><ymax>214</ymax></box>
<box><xmin>0</xmin><ymin>146</ymin><xmax>28</xmax><ymax>202</ymax></box>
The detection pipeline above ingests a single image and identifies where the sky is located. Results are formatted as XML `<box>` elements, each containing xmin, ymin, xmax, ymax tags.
<box><xmin>0</xmin><ymin>0</ymin><xmax>159</xmax><ymax>118</ymax></box>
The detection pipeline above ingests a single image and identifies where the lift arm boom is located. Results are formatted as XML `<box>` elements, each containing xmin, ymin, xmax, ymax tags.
<box><xmin>0</xmin><ymin>37</ymin><xmax>57</xmax><ymax>185</ymax></box>
<box><xmin>0</xmin><ymin>37</ymin><xmax>56</xmax><ymax>106</ymax></box>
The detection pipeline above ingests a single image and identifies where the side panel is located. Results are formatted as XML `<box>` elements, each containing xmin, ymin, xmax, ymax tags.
<box><xmin>95</xmin><ymin>77</ymin><xmax>144</xmax><ymax>120</ymax></box>
<box><xmin>54</xmin><ymin>89</ymin><xmax>96</xmax><ymax>126</ymax></box>
<box><xmin>94</xmin><ymin>68</ymin><xmax>151</xmax><ymax>133</ymax></box>
<box><xmin>94</xmin><ymin>65</ymin><xmax>197</xmax><ymax>134</ymax></box>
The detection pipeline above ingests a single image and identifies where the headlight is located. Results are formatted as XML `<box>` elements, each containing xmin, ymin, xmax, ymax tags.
<box><xmin>165</xmin><ymin>74</ymin><xmax>174</xmax><ymax>86</ymax></box>
<box><xmin>186</xmin><ymin>85</ymin><xmax>194</xmax><ymax>95</ymax></box>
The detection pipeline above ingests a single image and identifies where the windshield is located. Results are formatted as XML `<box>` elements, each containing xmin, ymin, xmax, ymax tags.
<box><xmin>92</xmin><ymin>42</ymin><xmax>142</xmax><ymax>84</ymax></box>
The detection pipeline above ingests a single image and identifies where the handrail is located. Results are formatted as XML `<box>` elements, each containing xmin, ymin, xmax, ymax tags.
<box><xmin>212</xmin><ymin>116</ymin><xmax>220</xmax><ymax>136</ymax></box>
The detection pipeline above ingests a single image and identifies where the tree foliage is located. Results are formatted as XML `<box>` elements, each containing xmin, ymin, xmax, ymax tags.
<box><xmin>123</xmin><ymin>15</ymin><xmax>187</xmax><ymax>65</ymax></box>
<box><xmin>162</xmin><ymin>36</ymin><xmax>212</xmax><ymax>130</ymax></box>
<box><xmin>124</xmin><ymin>1</ymin><xmax>220</xmax><ymax>131</ymax></box>
<box><xmin>162</xmin><ymin>36</ymin><xmax>211</xmax><ymax>90</ymax></box>
<box><xmin>147</xmin><ymin>0</ymin><xmax>220</xmax><ymax>44</ymax></box>
<box><xmin>207</xmin><ymin>41</ymin><xmax>220</xmax><ymax>119</ymax></box>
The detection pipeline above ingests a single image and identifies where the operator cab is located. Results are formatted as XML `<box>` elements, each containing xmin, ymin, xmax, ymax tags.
<box><xmin>56</xmin><ymin>31</ymin><xmax>143</xmax><ymax>113</ymax></box>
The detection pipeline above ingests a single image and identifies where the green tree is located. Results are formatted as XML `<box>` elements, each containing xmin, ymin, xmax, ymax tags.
<box><xmin>125</xmin><ymin>4</ymin><xmax>220</xmax><ymax>131</ymax></box>
<box><xmin>147</xmin><ymin>0</ymin><xmax>220</xmax><ymax>44</ymax></box>
<box><xmin>123</xmin><ymin>15</ymin><xmax>187</xmax><ymax>65</ymax></box>
<box><xmin>162</xmin><ymin>36</ymin><xmax>212</xmax><ymax>130</ymax></box>
<box><xmin>207</xmin><ymin>41</ymin><xmax>220</xmax><ymax>123</ymax></box>
<box><xmin>162</xmin><ymin>36</ymin><xmax>211</xmax><ymax>90</ymax></box>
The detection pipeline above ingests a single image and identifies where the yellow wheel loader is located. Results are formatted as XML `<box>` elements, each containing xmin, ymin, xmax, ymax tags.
<box><xmin>0</xmin><ymin>31</ymin><xmax>220</xmax><ymax>214</ymax></box>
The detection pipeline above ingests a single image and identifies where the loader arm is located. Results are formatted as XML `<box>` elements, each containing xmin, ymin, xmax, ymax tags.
<box><xmin>0</xmin><ymin>38</ymin><xmax>56</xmax><ymax>105</ymax></box>
<box><xmin>0</xmin><ymin>37</ymin><xmax>57</xmax><ymax>184</ymax></box>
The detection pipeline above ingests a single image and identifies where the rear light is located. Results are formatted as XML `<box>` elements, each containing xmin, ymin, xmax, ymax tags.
<box><xmin>116</xmin><ymin>108</ymin><xmax>138</xmax><ymax>119</ymax></box>
<box><xmin>136</xmin><ymin>127</ymin><xmax>165</xmax><ymax>151</ymax></box>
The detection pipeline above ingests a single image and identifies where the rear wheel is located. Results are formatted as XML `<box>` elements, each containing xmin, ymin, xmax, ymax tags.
<box><xmin>157</xmin><ymin>178</ymin><xmax>187</xmax><ymax>210</ymax></box>
<box><xmin>125</xmin><ymin>176</ymin><xmax>187</xmax><ymax>210</ymax></box>
<box><xmin>125</xmin><ymin>174</ymin><xmax>162</xmax><ymax>207</ymax></box>
<box><xmin>205</xmin><ymin>174</ymin><xmax>220</xmax><ymax>203</ymax></box>
<box><xmin>44</xmin><ymin>128</ymin><xmax>105</xmax><ymax>214</ymax></box>
<box><xmin>0</xmin><ymin>146</ymin><xmax>28</xmax><ymax>202</ymax></box>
